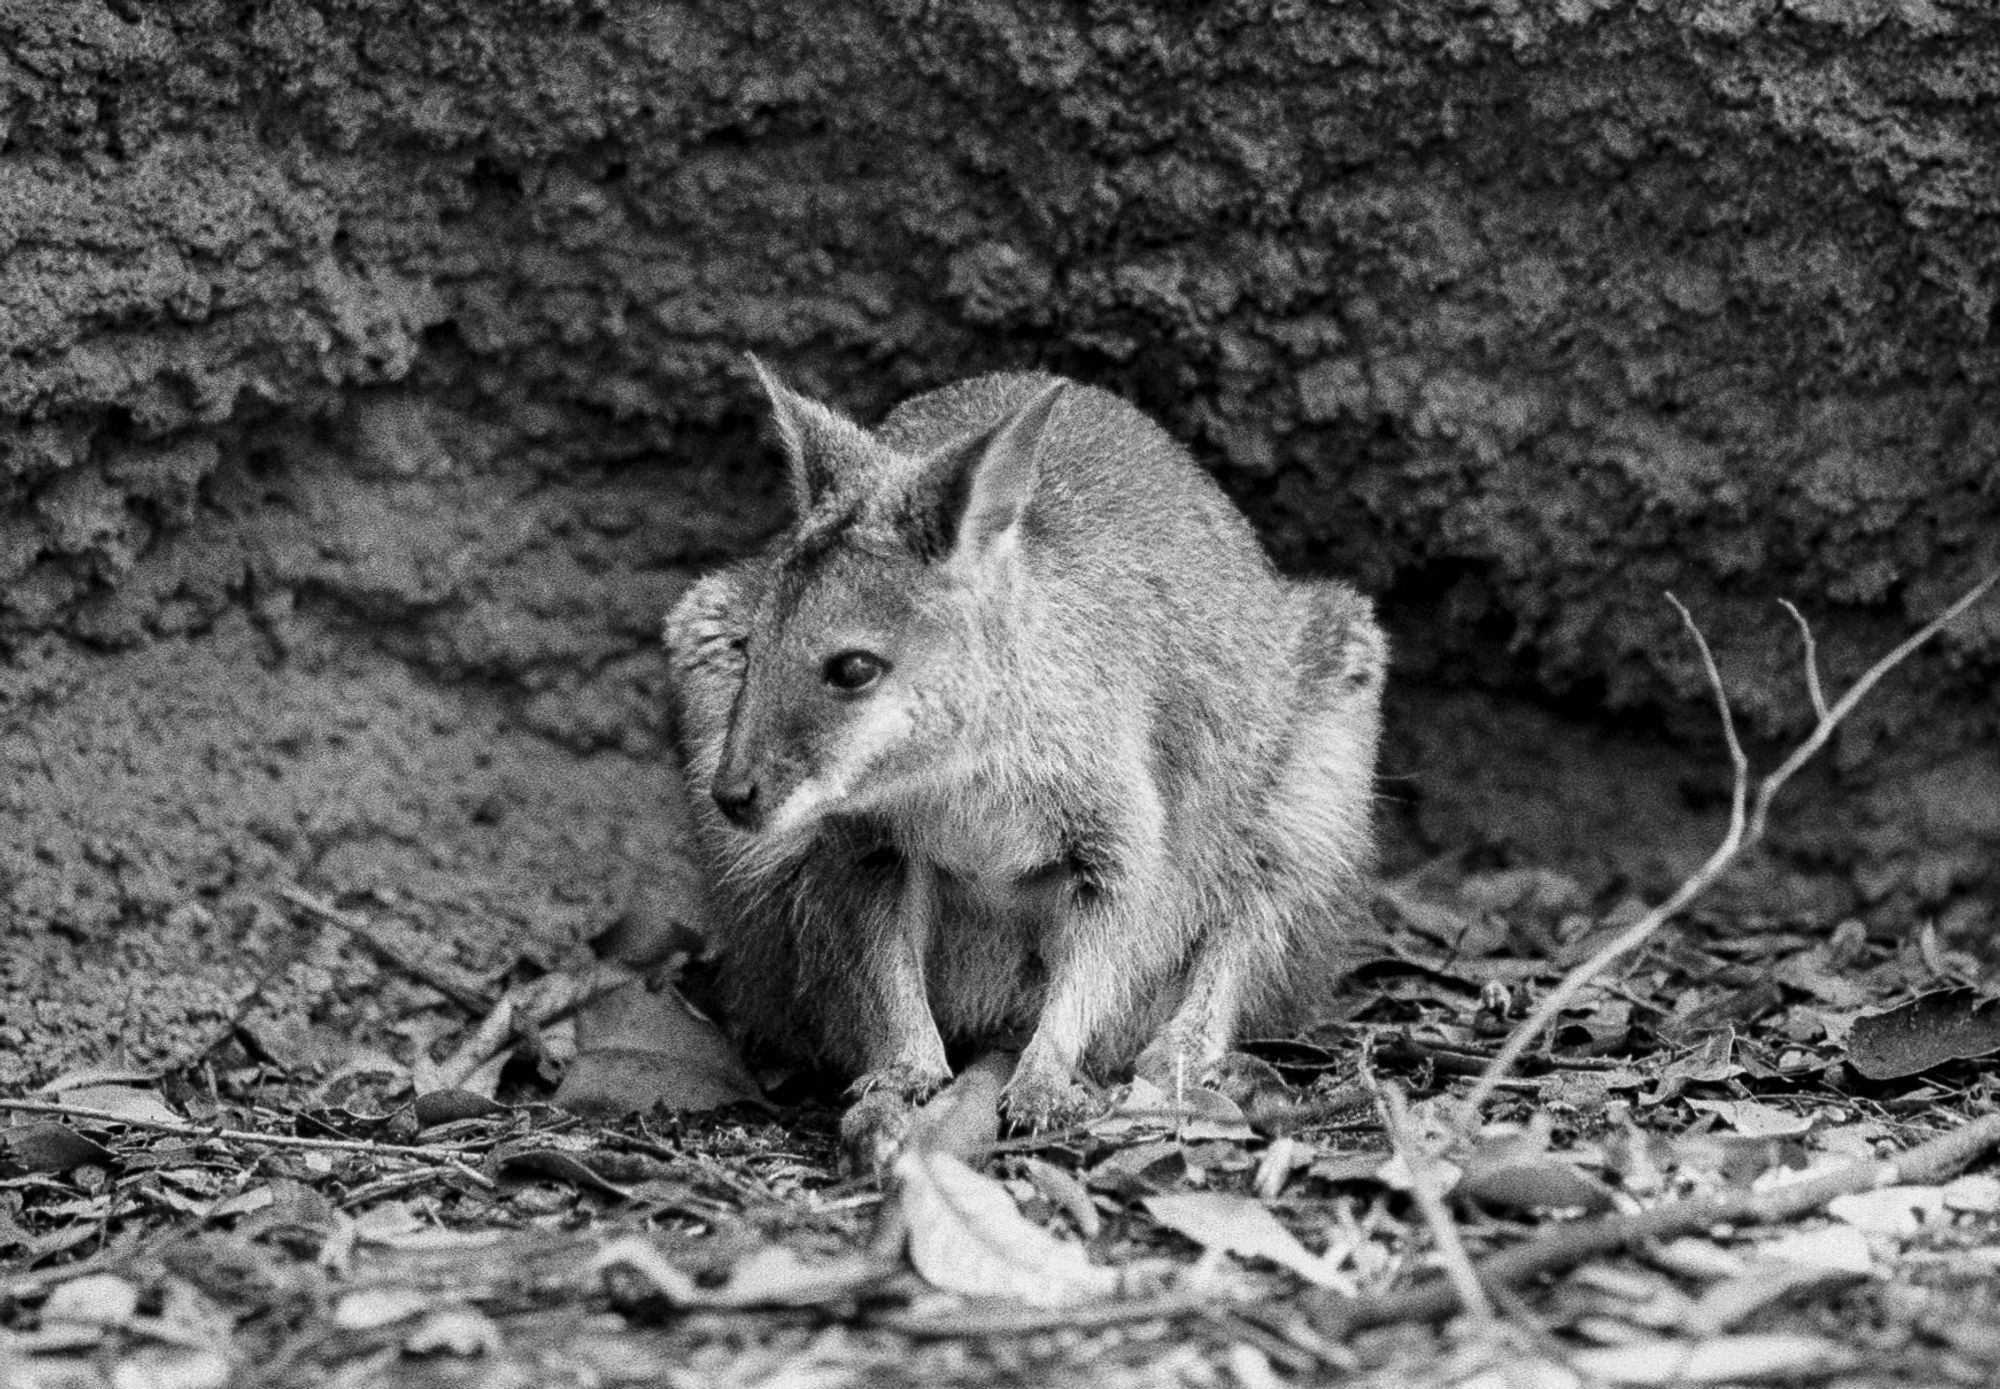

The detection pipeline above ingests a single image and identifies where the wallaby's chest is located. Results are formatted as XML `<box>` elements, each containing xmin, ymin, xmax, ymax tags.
<box><xmin>891</xmin><ymin>791</ymin><xmax>1056</xmax><ymax>905</ymax></box>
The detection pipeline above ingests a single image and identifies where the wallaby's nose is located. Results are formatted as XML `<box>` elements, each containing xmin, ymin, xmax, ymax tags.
<box><xmin>711</xmin><ymin>775</ymin><xmax>763</xmax><ymax>828</ymax></box>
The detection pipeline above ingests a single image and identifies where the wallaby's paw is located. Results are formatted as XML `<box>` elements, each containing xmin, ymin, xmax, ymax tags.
<box><xmin>839</xmin><ymin>1089</ymin><xmax>920</xmax><ymax>1175</ymax></box>
<box><xmin>1133</xmin><ymin>1032</ymin><xmax>1228</xmax><ymax>1094</ymax></box>
<box><xmin>846</xmin><ymin>1060</ymin><xmax>950</xmax><ymax>1105</ymax></box>
<box><xmin>1000</xmin><ymin>1067</ymin><xmax>1092</xmax><ymax>1134</ymax></box>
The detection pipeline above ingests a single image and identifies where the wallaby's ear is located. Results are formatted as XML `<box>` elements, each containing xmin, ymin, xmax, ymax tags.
<box><xmin>748</xmin><ymin>354</ymin><xmax>866</xmax><ymax>516</ymax></box>
<box><xmin>900</xmin><ymin>381</ymin><xmax>1065</xmax><ymax>563</ymax></box>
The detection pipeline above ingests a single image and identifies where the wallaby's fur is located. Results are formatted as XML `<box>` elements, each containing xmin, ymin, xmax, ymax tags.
<box><xmin>664</xmin><ymin>368</ymin><xmax>1386</xmax><ymax>1134</ymax></box>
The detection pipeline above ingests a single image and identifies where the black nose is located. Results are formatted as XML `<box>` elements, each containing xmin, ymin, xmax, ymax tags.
<box><xmin>711</xmin><ymin>775</ymin><xmax>763</xmax><ymax>828</ymax></box>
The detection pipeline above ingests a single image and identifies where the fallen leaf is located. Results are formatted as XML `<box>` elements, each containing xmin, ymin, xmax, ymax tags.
<box><xmin>35</xmin><ymin>1067</ymin><xmax>161</xmax><ymax>1095</ymax></box>
<box><xmin>1682</xmin><ymin>1249</ymin><xmax>1869</xmax><ymax>1336</ymax></box>
<box><xmin>1827</xmin><ymin>1184</ymin><xmax>1948</xmax><ymax>1237</ymax></box>
<box><xmin>1685</xmin><ymin>1099</ymin><xmax>1814</xmax><ymax>1140</ymax></box>
<box><xmin>0</xmin><ymin>1122</ymin><xmax>115</xmax><ymax>1174</ymax></box>
<box><xmin>493</xmin><ymin>1146</ymin><xmax>634</xmax><ymax>1201</ymax></box>
<box><xmin>51</xmin><ymin>1085</ymin><xmax>182</xmax><ymax>1127</ymax></box>
<box><xmin>897</xmin><ymin>1149</ymin><xmax>1117</xmax><ymax>1306</ymax></box>
<box><xmin>1644</xmin><ymin>1029</ymin><xmax>1742</xmax><ymax>1106</ymax></box>
<box><xmin>413</xmin><ymin>1090</ymin><xmax>506</xmax><ymax>1128</ymax></box>
<box><xmin>1568</xmin><ymin>1333</ymin><xmax>1852</xmax><ymax>1383</ymax></box>
<box><xmin>1453</xmin><ymin>1361</ymin><xmax>1583</xmax><ymax>1389</ymax></box>
<box><xmin>1096</xmin><ymin>1078</ymin><xmax>1253</xmax><ymax>1142</ymax></box>
<box><xmin>554</xmin><ymin>980</ymin><xmax>764</xmax><ymax>1117</ymax></box>
<box><xmin>708</xmin><ymin>1244</ymin><xmax>886</xmax><ymax>1308</ymax></box>
<box><xmin>1020</xmin><ymin>1157</ymin><xmax>1101</xmax><ymax>1238</ymax></box>
<box><xmin>1942</xmin><ymin>1174</ymin><xmax>2000</xmax><ymax>1213</ymax></box>
<box><xmin>1846</xmin><ymin>989</ymin><xmax>2000</xmax><ymax>1081</ymax></box>
<box><xmin>593</xmin><ymin>1235</ymin><xmax>703</xmax><ymax>1304</ymax></box>
<box><xmin>1142</xmin><ymin>1192</ymin><xmax>1354</xmax><ymax>1292</ymax></box>
<box><xmin>592</xmin><ymin>1236</ymin><xmax>885</xmax><ymax>1311</ymax></box>
<box><xmin>332</xmin><ymin>1286</ymin><xmax>433</xmax><ymax>1331</ymax></box>
<box><xmin>103</xmin><ymin>1348</ymin><xmax>232</xmax><ymax>1389</ymax></box>
<box><xmin>405</xmin><ymin>1307</ymin><xmax>500</xmax><ymax>1357</ymax></box>
<box><xmin>1459</xmin><ymin>1117</ymin><xmax>1616</xmax><ymax>1214</ymax></box>
<box><xmin>41</xmin><ymin>1273</ymin><xmax>140</xmax><ymax>1327</ymax></box>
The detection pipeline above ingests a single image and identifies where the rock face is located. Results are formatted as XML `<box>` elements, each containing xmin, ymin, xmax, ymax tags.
<box><xmin>3</xmin><ymin>1</ymin><xmax>1996</xmax><ymax>1075</ymax></box>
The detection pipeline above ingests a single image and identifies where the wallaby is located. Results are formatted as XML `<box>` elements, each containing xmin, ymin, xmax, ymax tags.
<box><xmin>664</xmin><ymin>364</ymin><xmax>1386</xmax><ymax>1156</ymax></box>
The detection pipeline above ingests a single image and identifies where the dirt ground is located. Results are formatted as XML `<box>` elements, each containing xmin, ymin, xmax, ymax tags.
<box><xmin>7</xmin><ymin>2</ymin><xmax>2000</xmax><ymax>1385</ymax></box>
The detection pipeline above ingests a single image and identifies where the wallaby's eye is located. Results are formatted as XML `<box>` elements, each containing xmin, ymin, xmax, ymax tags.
<box><xmin>822</xmin><ymin>650</ymin><xmax>889</xmax><ymax>694</ymax></box>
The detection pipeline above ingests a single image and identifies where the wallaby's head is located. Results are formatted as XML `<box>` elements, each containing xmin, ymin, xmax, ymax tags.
<box><xmin>706</xmin><ymin>361</ymin><xmax>1065</xmax><ymax>836</ymax></box>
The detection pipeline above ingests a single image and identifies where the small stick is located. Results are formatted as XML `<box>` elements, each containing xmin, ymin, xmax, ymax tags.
<box><xmin>277</xmin><ymin>886</ymin><xmax>492</xmax><ymax>1014</ymax></box>
<box><xmin>1373</xmin><ymin>1079</ymin><xmax>1496</xmax><ymax>1326</ymax></box>
<box><xmin>0</xmin><ymin>1097</ymin><xmax>497</xmax><ymax>1188</ymax></box>
<box><xmin>1462</xmin><ymin>570</ymin><xmax>1999</xmax><ymax>1116</ymax></box>
<box><xmin>1777</xmin><ymin>599</ymin><xmax>1830</xmax><ymax>720</ymax></box>
<box><xmin>1318</xmin><ymin>1109</ymin><xmax>2000</xmax><ymax>1333</ymax></box>
<box><xmin>876</xmin><ymin>1289</ymin><xmax>1213</xmax><ymax>1338</ymax></box>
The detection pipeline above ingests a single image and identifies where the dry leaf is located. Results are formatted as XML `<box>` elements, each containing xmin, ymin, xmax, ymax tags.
<box><xmin>1460</xmin><ymin>1117</ymin><xmax>1615</xmax><ymax>1214</ymax></box>
<box><xmin>1568</xmin><ymin>1333</ymin><xmax>1852</xmax><ymax>1383</ymax></box>
<box><xmin>555</xmin><ymin>980</ymin><xmax>764</xmax><ymax>1117</ymax></box>
<box><xmin>1096</xmin><ymin>1078</ymin><xmax>1253</xmax><ymax>1141</ymax></box>
<box><xmin>1827</xmin><ymin>1185</ymin><xmax>1947</xmax><ymax>1237</ymax></box>
<box><xmin>0</xmin><ymin>1122</ymin><xmax>115</xmax><ymax>1174</ymax></box>
<box><xmin>593</xmin><ymin>1236</ymin><xmax>885</xmax><ymax>1310</ymax></box>
<box><xmin>332</xmin><ymin>1286</ymin><xmax>433</xmax><ymax>1331</ymax></box>
<box><xmin>1759</xmin><ymin>1224</ymin><xmax>1873</xmax><ymax>1274</ymax></box>
<box><xmin>897</xmin><ymin>1150</ymin><xmax>1117</xmax><ymax>1306</ymax></box>
<box><xmin>1142</xmin><ymin>1192</ymin><xmax>1354</xmax><ymax>1293</ymax></box>
<box><xmin>51</xmin><ymin>1085</ymin><xmax>182</xmax><ymax>1126</ymax></box>
<box><xmin>1020</xmin><ymin>1157</ymin><xmax>1101</xmax><ymax>1238</ymax></box>
<box><xmin>100</xmin><ymin>1348</ymin><xmax>232</xmax><ymax>1389</ymax></box>
<box><xmin>1942</xmin><ymin>1173</ymin><xmax>2000</xmax><ymax>1213</ymax></box>
<box><xmin>42</xmin><ymin>1273</ymin><xmax>140</xmax><ymax>1327</ymax></box>
<box><xmin>708</xmin><ymin>1245</ymin><xmax>886</xmax><ymax>1308</ymax></box>
<box><xmin>1685</xmin><ymin>1099</ymin><xmax>1814</xmax><ymax>1139</ymax></box>
<box><xmin>405</xmin><ymin>1307</ymin><xmax>501</xmax><ymax>1357</ymax></box>
<box><xmin>1846</xmin><ymin>989</ymin><xmax>2000</xmax><ymax>1081</ymax></box>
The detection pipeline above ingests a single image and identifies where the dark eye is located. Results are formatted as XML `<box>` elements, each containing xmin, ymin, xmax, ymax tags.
<box><xmin>822</xmin><ymin>650</ymin><xmax>889</xmax><ymax>693</ymax></box>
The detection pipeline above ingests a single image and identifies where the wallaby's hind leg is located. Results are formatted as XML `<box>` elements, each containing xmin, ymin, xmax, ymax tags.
<box><xmin>1136</xmin><ymin>579</ymin><xmax>1386</xmax><ymax>1089</ymax></box>
<box><xmin>1004</xmin><ymin>793</ymin><xmax>1170</xmax><ymax>1130</ymax></box>
<box><xmin>1132</xmin><ymin>903</ymin><xmax>1284</xmax><ymax>1090</ymax></box>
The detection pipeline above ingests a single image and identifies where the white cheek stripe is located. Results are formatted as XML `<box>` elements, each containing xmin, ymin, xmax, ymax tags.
<box><xmin>764</xmin><ymin>695</ymin><xmax>913</xmax><ymax>832</ymax></box>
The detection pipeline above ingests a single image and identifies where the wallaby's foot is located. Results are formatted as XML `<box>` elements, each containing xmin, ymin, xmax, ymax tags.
<box><xmin>840</xmin><ymin>1090</ymin><xmax>920</xmax><ymax>1175</ymax></box>
<box><xmin>1000</xmin><ymin>1062</ymin><xmax>1092</xmax><ymax>1133</ymax></box>
<box><xmin>1134</xmin><ymin>1029</ymin><xmax>1231</xmax><ymax>1096</ymax></box>
<box><xmin>840</xmin><ymin>1061</ymin><xmax>951</xmax><ymax>1174</ymax></box>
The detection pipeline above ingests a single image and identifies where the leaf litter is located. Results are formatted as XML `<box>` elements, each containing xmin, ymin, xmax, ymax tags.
<box><xmin>6</xmin><ymin>582</ymin><xmax>2000</xmax><ymax>1387</ymax></box>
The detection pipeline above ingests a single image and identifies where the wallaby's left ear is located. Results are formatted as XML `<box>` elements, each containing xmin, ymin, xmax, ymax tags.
<box><xmin>748</xmin><ymin>354</ymin><xmax>870</xmax><ymax>517</ymax></box>
<box><xmin>900</xmin><ymin>381</ymin><xmax>1066</xmax><ymax>563</ymax></box>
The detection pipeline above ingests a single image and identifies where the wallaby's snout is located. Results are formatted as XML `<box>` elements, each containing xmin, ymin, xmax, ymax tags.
<box><xmin>710</xmin><ymin>772</ymin><xmax>763</xmax><ymax>829</ymax></box>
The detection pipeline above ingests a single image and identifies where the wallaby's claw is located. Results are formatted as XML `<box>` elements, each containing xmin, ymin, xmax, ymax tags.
<box><xmin>1000</xmin><ymin>1068</ymin><xmax>1092</xmax><ymax>1134</ymax></box>
<box><xmin>846</xmin><ymin>1061</ymin><xmax>950</xmax><ymax>1105</ymax></box>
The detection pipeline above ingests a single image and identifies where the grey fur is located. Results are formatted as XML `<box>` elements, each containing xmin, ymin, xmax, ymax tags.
<box><xmin>663</xmin><ymin>370</ymin><xmax>1386</xmax><ymax>1133</ymax></box>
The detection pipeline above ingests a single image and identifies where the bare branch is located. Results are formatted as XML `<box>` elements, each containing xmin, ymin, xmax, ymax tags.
<box><xmin>0</xmin><ymin>1096</ymin><xmax>497</xmax><ymax>1187</ymax></box>
<box><xmin>1318</xmin><ymin>1110</ymin><xmax>2000</xmax><ymax>1333</ymax></box>
<box><xmin>1778</xmin><ymin>599</ymin><xmax>1831</xmax><ymax>720</ymax></box>
<box><xmin>1374</xmin><ymin>1080</ymin><xmax>1495</xmax><ymax>1326</ymax></box>
<box><xmin>1460</xmin><ymin>570</ymin><xmax>1999</xmax><ymax>1117</ymax></box>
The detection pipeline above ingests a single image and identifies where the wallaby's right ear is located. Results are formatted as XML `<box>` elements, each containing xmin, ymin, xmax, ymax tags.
<box><xmin>748</xmin><ymin>355</ymin><xmax>868</xmax><ymax>516</ymax></box>
<box><xmin>899</xmin><ymin>381</ymin><xmax>1066</xmax><ymax>564</ymax></box>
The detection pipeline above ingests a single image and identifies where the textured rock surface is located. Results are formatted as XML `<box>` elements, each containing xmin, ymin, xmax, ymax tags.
<box><xmin>3</xmin><ymin>0</ymin><xmax>1997</xmax><ymax>1074</ymax></box>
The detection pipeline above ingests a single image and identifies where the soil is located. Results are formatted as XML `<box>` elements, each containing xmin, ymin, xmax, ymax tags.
<box><xmin>1</xmin><ymin>10</ymin><xmax>1999</xmax><ymax>1382</ymax></box>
